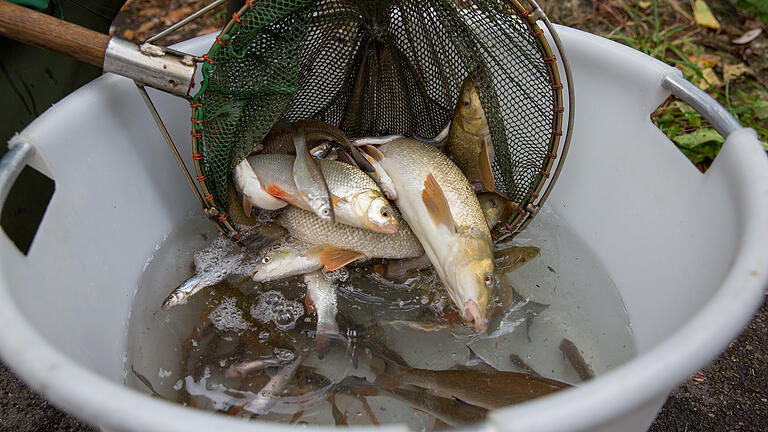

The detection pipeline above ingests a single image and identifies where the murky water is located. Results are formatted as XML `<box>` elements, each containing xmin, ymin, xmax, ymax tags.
<box><xmin>124</xmin><ymin>206</ymin><xmax>634</xmax><ymax>428</ymax></box>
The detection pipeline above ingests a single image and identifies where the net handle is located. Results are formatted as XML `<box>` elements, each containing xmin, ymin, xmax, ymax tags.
<box><xmin>0</xmin><ymin>0</ymin><xmax>110</xmax><ymax>67</ymax></box>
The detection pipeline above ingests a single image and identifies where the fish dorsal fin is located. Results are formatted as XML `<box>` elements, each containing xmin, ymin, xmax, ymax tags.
<box><xmin>320</xmin><ymin>247</ymin><xmax>365</xmax><ymax>271</ymax></box>
<box><xmin>422</xmin><ymin>173</ymin><xmax>456</xmax><ymax>232</ymax></box>
<box><xmin>479</xmin><ymin>136</ymin><xmax>496</xmax><ymax>193</ymax></box>
<box><xmin>362</xmin><ymin>145</ymin><xmax>385</xmax><ymax>162</ymax></box>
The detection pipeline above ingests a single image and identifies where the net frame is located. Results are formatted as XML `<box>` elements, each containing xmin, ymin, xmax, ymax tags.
<box><xmin>189</xmin><ymin>0</ymin><xmax>573</xmax><ymax>240</ymax></box>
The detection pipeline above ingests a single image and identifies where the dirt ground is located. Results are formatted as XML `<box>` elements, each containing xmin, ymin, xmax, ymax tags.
<box><xmin>1</xmin><ymin>1</ymin><xmax>767</xmax><ymax>431</ymax></box>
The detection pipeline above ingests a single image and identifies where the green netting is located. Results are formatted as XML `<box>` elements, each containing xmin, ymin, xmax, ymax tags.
<box><xmin>193</xmin><ymin>0</ymin><xmax>561</xmax><ymax>228</ymax></box>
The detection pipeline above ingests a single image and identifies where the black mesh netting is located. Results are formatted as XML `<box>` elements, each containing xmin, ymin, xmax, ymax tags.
<box><xmin>192</xmin><ymin>0</ymin><xmax>558</xmax><ymax>225</ymax></box>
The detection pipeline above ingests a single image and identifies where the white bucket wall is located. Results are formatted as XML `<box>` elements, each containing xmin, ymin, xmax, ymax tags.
<box><xmin>0</xmin><ymin>27</ymin><xmax>766</xmax><ymax>432</ymax></box>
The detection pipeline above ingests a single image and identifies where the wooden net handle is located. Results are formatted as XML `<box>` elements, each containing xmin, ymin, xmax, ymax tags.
<box><xmin>0</xmin><ymin>0</ymin><xmax>110</xmax><ymax>67</ymax></box>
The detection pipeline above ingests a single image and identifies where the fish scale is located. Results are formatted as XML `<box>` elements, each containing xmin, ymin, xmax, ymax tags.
<box><xmin>378</xmin><ymin>139</ymin><xmax>489</xmax><ymax>237</ymax></box>
<box><xmin>277</xmin><ymin>206</ymin><xmax>423</xmax><ymax>259</ymax></box>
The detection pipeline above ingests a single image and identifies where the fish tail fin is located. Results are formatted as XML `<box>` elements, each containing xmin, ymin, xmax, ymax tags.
<box><xmin>316</xmin><ymin>323</ymin><xmax>344</xmax><ymax>359</ymax></box>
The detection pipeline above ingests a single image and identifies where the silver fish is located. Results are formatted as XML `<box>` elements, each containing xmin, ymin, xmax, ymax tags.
<box><xmin>244</xmin><ymin>154</ymin><xmax>399</xmax><ymax>233</ymax></box>
<box><xmin>244</xmin><ymin>355</ymin><xmax>303</xmax><ymax>415</ymax></box>
<box><xmin>224</xmin><ymin>359</ymin><xmax>283</xmax><ymax>378</ymax></box>
<box><xmin>303</xmin><ymin>271</ymin><xmax>342</xmax><ymax>359</ymax></box>
<box><xmin>292</xmin><ymin>126</ymin><xmax>334</xmax><ymax>224</ymax></box>
<box><xmin>276</xmin><ymin>206</ymin><xmax>424</xmax><ymax>271</ymax></box>
<box><xmin>362</xmin><ymin>138</ymin><xmax>495</xmax><ymax>332</ymax></box>
<box><xmin>251</xmin><ymin>240</ymin><xmax>324</xmax><ymax>282</ymax></box>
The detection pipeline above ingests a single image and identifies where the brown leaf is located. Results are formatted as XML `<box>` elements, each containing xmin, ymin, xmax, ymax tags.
<box><xmin>122</xmin><ymin>29</ymin><xmax>135</xmax><ymax>40</ymax></box>
<box><xmin>731</xmin><ymin>28</ymin><xmax>762</xmax><ymax>45</ymax></box>
<box><xmin>723</xmin><ymin>63</ymin><xmax>753</xmax><ymax>80</ymax></box>
<box><xmin>688</xmin><ymin>53</ymin><xmax>721</xmax><ymax>68</ymax></box>
<box><xmin>196</xmin><ymin>26</ymin><xmax>221</xmax><ymax>36</ymax></box>
<box><xmin>165</xmin><ymin>7</ymin><xmax>194</xmax><ymax>25</ymax></box>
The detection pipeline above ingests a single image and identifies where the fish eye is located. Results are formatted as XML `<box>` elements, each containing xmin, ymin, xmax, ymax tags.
<box><xmin>463</xmin><ymin>98</ymin><xmax>471</xmax><ymax>107</ymax></box>
<box><xmin>262</xmin><ymin>256</ymin><xmax>271</xmax><ymax>264</ymax></box>
<box><xmin>489</xmin><ymin>199</ymin><xmax>497</xmax><ymax>208</ymax></box>
<box><xmin>483</xmin><ymin>274</ymin><xmax>494</xmax><ymax>286</ymax></box>
<box><xmin>322</xmin><ymin>208</ymin><xmax>330</xmax><ymax>215</ymax></box>
<box><xmin>381</xmin><ymin>207</ymin><xmax>391</xmax><ymax>218</ymax></box>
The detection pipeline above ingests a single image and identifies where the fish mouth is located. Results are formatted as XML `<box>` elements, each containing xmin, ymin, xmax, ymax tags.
<box><xmin>463</xmin><ymin>300</ymin><xmax>488</xmax><ymax>333</ymax></box>
<box><xmin>374</xmin><ymin>221</ymin><xmax>399</xmax><ymax>234</ymax></box>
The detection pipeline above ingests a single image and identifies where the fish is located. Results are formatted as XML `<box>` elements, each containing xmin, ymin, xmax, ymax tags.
<box><xmin>508</xmin><ymin>354</ymin><xmax>541</xmax><ymax>377</ymax></box>
<box><xmin>340</xmin><ymin>376</ymin><xmax>488</xmax><ymax>427</ymax></box>
<box><xmin>477</xmin><ymin>192</ymin><xmax>517</xmax><ymax>229</ymax></box>
<box><xmin>373</xmin><ymin>360</ymin><xmax>571</xmax><ymax>410</ymax></box>
<box><xmin>445</xmin><ymin>77</ymin><xmax>496</xmax><ymax>193</ymax></box>
<box><xmin>243</xmin><ymin>153</ymin><xmax>399</xmax><ymax>233</ymax></box>
<box><xmin>291</xmin><ymin>126</ymin><xmax>335</xmax><ymax>224</ymax></box>
<box><xmin>303</xmin><ymin>270</ymin><xmax>343</xmax><ymax>359</ymax></box>
<box><xmin>244</xmin><ymin>355</ymin><xmax>303</xmax><ymax>415</ymax></box>
<box><xmin>382</xmin><ymin>319</ymin><xmax>451</xmax><ymax>332</ymax></box>
<box><xmin>233</xmin><ymin>159</ymin><xmax>287</xmax><ymax>214</ymax></box>
<box><xmin>328</xmin><ymin>394</ymin><xmax>348</xmax><ymax>426</ymax></box>
<box><xmin>361</xmin><ymin>138</ymin><xmax>495</xmax><ymax>332</ymax></box>
<box><xmin>130</xmin><ymin>364</ymin><xmax>163</xmax><ymax>398</ymax></box>
<box><xmin>495</xmin><ymin>245</ymin><xmax>540</xmax><ymax>273</ymax></box>
<box><xmin>262</xmin><ymin>119</ymin><xmax>374</xmax><ymax>172</ymax></box>
<box><xmin>250</xmin><ymin>240</ymin><xmax>324</xmax><ymax>282</ymax></box>
<box><xmin>162</xmin><ymin>272</ymin><xmax>224</xmax><ymax>311</ymax></box>
<box><xmin>385</xmin><ymin>196</ymin><xmax>520</xmax><ymax>278</ymax></box>
<box><xmin>225</xmin><ymin>359</ymin><xmax>284</xmax><ymax>378</ymax></box>
<box><xmin>276</xmin><ymin>206</ymin><xmax>424</xmax><ymax>271</ymax></box>
<box><xmin>560</xmin><ymin>338</ymin><xmax>595</xmax><ymax>381</ymax></box>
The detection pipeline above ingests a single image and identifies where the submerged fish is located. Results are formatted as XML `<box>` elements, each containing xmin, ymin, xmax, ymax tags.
<box><xmin>291</xmin><ymin>126</ymin><xmax>334</xmax><ymax>224</ymax></box>
<box><xmin>560</xmin><ymin>338</ymin><xmax>595</xmax><ymax>381</ymax></box>
<box><xmin>162</xmin><ymin>272</ymin><xmax>224</xmax><ymax>311</ymax></box>
<box><xmin>445</xmin><ymin>77</ymin><xmax>496</xmax><ymax>193</ymax></box>
<box><xmin>362</xmin><ymin>138</ymin><xmax>495</xmax><ymax>332</ymax></box>
<box><xmin>373</xmin><ymin>360</ymin><xmax>571</xmax><ymax>410</ymax></box>
<box><xmin>341</xmin><ymin>376</ymin><xmax>487</xmax><ymax>427</ymax></box>
<box><xmin>244</xmin><ymin>355</ymin><xmax>303</xmax><ymax>415</ymax></box>
<box><xmin>303</xmin><ymin>271</ymin><xmax>343</xmax><ymax>359</ymax></box>
<box><xmin>495</xmin><ymin>245</ymin><xmax>540</xmax><ymax>274</ymax></box>
<box><xmin>243</xmin><ymin>154</ymin><xmax>398</xmax><ymax>233</ymax></box>
<box><xmin>277</xmin><ymin>206</ymin><xmax>424</xmax><ymax>270</ymax></box>
<box><xmin>225</xmin><ymin>359</ymin><xmax>284</xmax><ymax>378</ymax></box>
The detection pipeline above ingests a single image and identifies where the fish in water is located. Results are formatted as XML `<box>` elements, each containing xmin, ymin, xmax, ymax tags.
<box><xmin>303</xmin><ymin>270</ymin><xmax>343</xmax><ymax>359</ymax></box>
<box><xmin>291</xmin><ymin>126</ymin><xmax>335</xmax><ymax>224</ymax></box>
<box><xmin>495</xmin><ymin>245</ymin><xmax>540</xmax><ymax>274</ymax></box>
<box><xmin>445</xmin><ymin>77</ymin><xmax>496</xmax><ymax>193</ymax></box>
<box><xmin>373</xmin><ymin>359</ymin><xmax>571</xmax><ymax>410</ymax></box>
<box><xmin>277</xmin><ymin>206</ymin><xmax>424</xmax><ymax>270</ymax></box>
<box><xmin>340</xmin><ymin>376</ymin><xmax>488</xmax><ymax>427</ymax></box>
<box><xmin>244</xmin><ymin>355</ymin><xmax>303</xmax><ymax>415</ymax></box>
<box><xmin>560</xmin><ymin>338</ymin><xmax>595</xmax><ymax>381</ymax></box>
<box><xmin>225</xmin><ymin>358</ymin><xmax>284</xmax><ymax>378</ymax></box>
<box><xmin>241</xmin><ymin>153</ymin><xmax>399</xmax><ymax>233</ymax></box>
<box><xmin>361</xmin><ymin>138</ymin><xmax>495</xmax><ymax>332</ymax></box>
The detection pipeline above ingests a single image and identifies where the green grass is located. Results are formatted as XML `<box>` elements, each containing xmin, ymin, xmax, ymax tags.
<box><xmin>601</xmin><ymin>0</ymin><xmax>768</xmax><ymax>169</ymax></box>
<box><xmin>737</xmin><ymin>0</ymin><xmax>768</xmax><ymax>22</ymax></box>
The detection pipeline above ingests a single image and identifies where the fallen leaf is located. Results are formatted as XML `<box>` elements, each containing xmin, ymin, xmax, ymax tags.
<box><xmin>688</xmin><ymin>53</ymin><xmax>721</xmax><ymax>68</ymax></box>
<box><xmin>139</xmin><ymin>7</ymin><xmax>163</xmax><ymax>17</ymax></box>
<box><xmin>136</xmin><ymin>19</ymin><xmax>159</xmax><ymax>36</ymax></box>
<box><xmin>731</xmin><ymin>28</ymin><xmax>762</xmax><ymax>45</ymax></box>
<box><xmin>122</xmin><ymin>29</ymin><xmax>135</xmax><ymax>40</ymax></box>
<box><xmin>196</xmin><ymin>26</ymin><xmax>221</xmax><ymax>36</ymax></box>
<box><xmin>638</xmin><ymin>1</ymin><xmax>651</xmax><ymax>9</ymax></box>
<box><xmin>166</xmin><ymin>7</ymin><xmax>194</xmax><ymax>24</ymax></box>
<box><xmin>722</xmin><ymin>63</ymin><xmax>753</xmax><ymax>80</ymax></box>
<box><xmin>673</xmin><ymin>128</ymin><xmax>724</xmax><ymax>149</ymax></box>
<box><xmin>697</xmin><ymin>67</ymin><xmax>722</xmax><ymax>90</ymax></box>
<box><xmin>693</xmin><ymin>0</ymin><xmax>720</xmax><ymax>31</ymax></box>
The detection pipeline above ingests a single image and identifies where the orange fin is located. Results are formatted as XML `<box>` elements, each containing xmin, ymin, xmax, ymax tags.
<box><xmin>363</xmin><ymin>145</ymin><xmax>385</xmax><ymax>162</ymax></box>
<box><xmin>422</xmin><ymin>173</ymin><xmax>456</xmax><ymax>232</ymax></box>
<box><xmin>320</xmin><ymin>247</ymin><xmax>365</xmax><ymax>271</ymax></box>
<box><xmin>479</xmin><ymin>137</ymin><xmax>496</xmax><ymax>192</ymax></box>
<box><xmin>267</xmin><ymin>184</ymin><xmax>286</xmax><ymax>199</ymax></box>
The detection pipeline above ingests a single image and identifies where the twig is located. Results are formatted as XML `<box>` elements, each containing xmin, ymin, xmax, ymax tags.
<box><xmin>665</xmin><ymin>0</ymin><xmax>694</xmax><ymax>22</ymax></box>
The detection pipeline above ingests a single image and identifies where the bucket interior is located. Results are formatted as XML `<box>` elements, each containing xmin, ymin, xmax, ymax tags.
<box><xmin>0</xmin><ymin>28</ymin><xmax>761</xmax><ymax>432</ymax></box>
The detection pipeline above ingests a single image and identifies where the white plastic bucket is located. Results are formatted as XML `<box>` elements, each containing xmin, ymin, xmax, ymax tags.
<box><xmin>0</xmin><ymin>27</ymin><xmax>766</xmax><ymax>432</ymax></box>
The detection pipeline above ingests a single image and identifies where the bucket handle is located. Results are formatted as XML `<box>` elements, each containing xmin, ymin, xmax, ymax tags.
<box><xmin>0</xmin><ymin>142</ymin><xmax>35</xmax><ymax>211</ymax></box>
<box><xmin>662</xmin><ymin>73</ymin><xmax>741</xmax><ymax>138</ymax></box>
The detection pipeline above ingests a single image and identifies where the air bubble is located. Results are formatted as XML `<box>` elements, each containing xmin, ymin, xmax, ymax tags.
<box><xmin>274</xmin><ymin>348</ymin><xmax>294</xmax><ymax>361</ymax></box>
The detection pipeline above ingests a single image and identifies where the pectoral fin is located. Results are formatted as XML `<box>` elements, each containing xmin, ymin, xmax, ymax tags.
<box><xmin>422</xmin><ymin>173</ymin><xmax>456</xmax><ymax>232</ymax></box>
<box><xmin>320</xmin><ymin>247</ymin><xmax>365</xmax><ymax>271</ymax></box>
<box><xmin>479</xmin><ymin>137</ymin><xmax>496</xmax><ymax>192</ymax></box>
